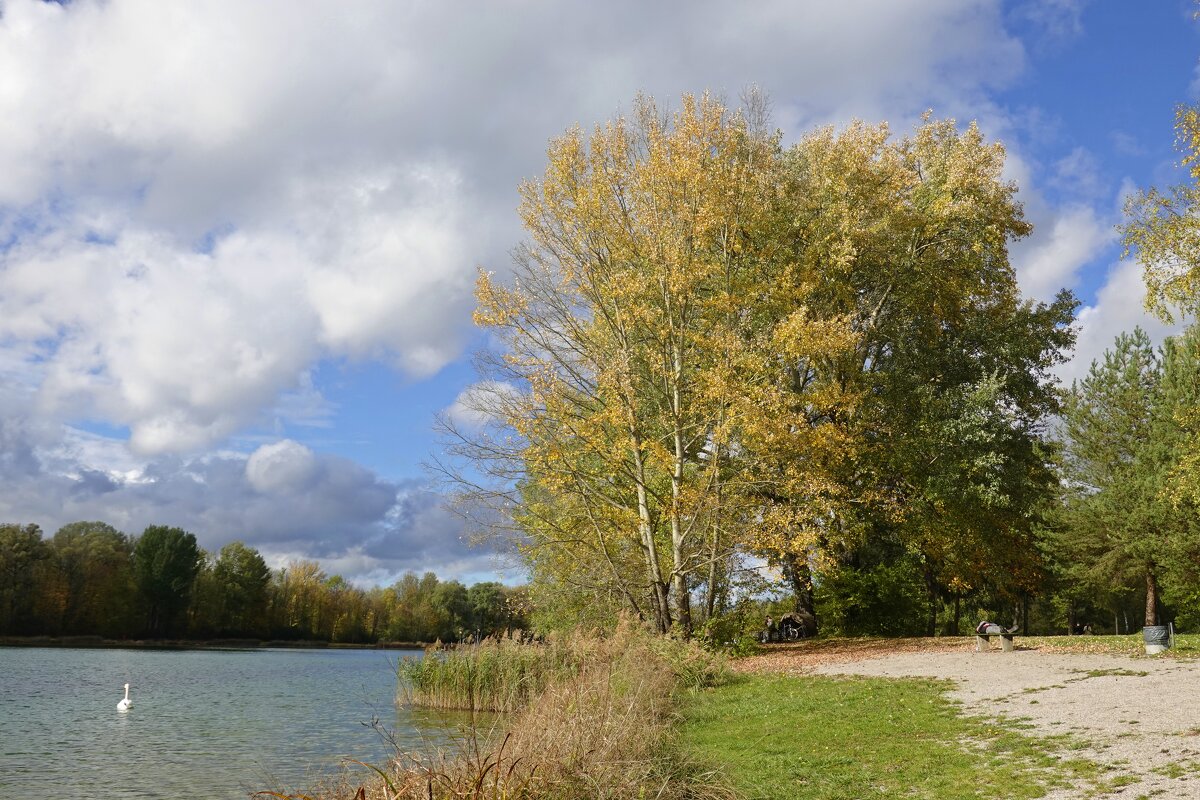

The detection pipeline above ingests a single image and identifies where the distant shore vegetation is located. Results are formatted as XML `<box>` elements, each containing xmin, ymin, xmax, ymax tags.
<box><xmin>0</xmin><ymin>520</ymin><xmax>527</xmax><ymax>643</ymax></box>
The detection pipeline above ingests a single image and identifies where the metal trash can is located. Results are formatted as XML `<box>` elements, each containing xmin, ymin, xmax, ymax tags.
<box><xmin>1143</xmin><ymin>625</ymin><xmax>1170</xmax><ymax>655</ymax></box>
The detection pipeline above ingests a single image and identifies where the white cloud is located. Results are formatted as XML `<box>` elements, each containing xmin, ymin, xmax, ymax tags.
<box><xmin>1059</xmin><ymin>259</ymin><xmax>1184</xmax><ymax>385</ymax></box>
<box><xmin>1051</xmin><ymin>147</ymin><xmax>1104</xmax><ymax>200</ymax></box>
<box><xmin>0</xmin><ymin>0</ymin><xmax>1108</xmax><ymax>581</ymax></box>
<box><xmin>1111</xmin><ymin>131</ymin><xmax>1147</xmax><ymax>157</ymax></box>
<box><xmin>1012</xmin><ymin>0</ymin><xmax>1088</xmax><ymax>45</ymax></box>
<box><xmin>245</xmin><ymin>439</ymin><xmax>318</xmax><ymax>493</ymax></box>
<box><xmin>0</xmin><ymin>0</ymin><xmax>1031</xmax><ymax>456</ymax></box>
<box><xmin>1012</xmin><ymin>205</ymin><xmax>1114</xmax><ymax>302</ymax></box>
<box><xmin>0</xmin><ymin>425</ymin><xmax>486</xmax><ymax>582</ymax></box>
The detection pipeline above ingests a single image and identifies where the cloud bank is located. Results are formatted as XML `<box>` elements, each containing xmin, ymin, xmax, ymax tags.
<box><xmin>0</xmin><ymin>0</ymin><xmax>1167</xmax><ymax>582</ymax></box>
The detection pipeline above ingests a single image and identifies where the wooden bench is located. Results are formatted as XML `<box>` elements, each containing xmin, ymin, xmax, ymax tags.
<box><xmin>975</xmin><ymin>632</ymin><xmax>1016</xmax><ymax>652</ymax></box>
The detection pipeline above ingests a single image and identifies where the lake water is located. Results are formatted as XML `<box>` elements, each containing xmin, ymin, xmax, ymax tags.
<box><xmin>0</xmin><ymin>646</ymin><xmax>449</xmax><ymax>798</ymax></box>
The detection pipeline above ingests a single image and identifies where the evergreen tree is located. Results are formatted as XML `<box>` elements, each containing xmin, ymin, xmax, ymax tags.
<box><xmin>1058</xmin><ymin>329</ymin><xmax>1191</xmax><ymax>627</ymax></box>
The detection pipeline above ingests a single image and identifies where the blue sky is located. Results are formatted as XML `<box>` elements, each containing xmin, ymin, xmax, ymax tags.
<box><xmin>0</xmin><ymin>0</ymin><xmax>1196</xmax><ymax>585</ymax></box>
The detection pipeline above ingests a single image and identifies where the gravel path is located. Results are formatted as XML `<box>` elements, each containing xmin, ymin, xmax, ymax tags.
<box><xmin>813</xmin><ymin>646</ymin><xmax>1200</xmax><ymax>798</ymax></box>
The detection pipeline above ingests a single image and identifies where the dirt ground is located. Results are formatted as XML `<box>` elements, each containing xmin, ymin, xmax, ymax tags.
<box><xmin>738</xmin><ymin>638</ymin><xmax>1200</xmax><ymax>798</ymax></box>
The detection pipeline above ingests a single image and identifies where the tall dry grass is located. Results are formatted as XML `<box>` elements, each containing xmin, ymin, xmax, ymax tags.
<box><xmin>398</xmin><ymin>633</ymin><xmax>582</xmax><ymax>713</ymax></box>
<box><xmin>275</xmin><ymin>620</ymin><xmax>736</xmax><ymax>800</ymax></box>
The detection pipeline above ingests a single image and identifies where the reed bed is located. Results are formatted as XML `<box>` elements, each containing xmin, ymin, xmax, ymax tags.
<box><xmin>397</xmin><ymin>634</ymin><xmax>585</xmax><ymax>713</ymax></box>
<box><xmin>285</xmin><ymin>620</ymin><xmax>735</xmax><ymax>800</ymax></box>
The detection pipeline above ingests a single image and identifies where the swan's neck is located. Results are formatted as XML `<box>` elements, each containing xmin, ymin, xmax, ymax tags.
<box><xmin>123</xmin><ymin>685</ymin><xmax>130</xmax><ymax>701</ymax></box>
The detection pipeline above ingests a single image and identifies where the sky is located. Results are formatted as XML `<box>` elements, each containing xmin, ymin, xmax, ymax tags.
<box><xmin>0</xmin><ymin>0</ymin><xmax>1196</xmax><ymax>586</ymax></box>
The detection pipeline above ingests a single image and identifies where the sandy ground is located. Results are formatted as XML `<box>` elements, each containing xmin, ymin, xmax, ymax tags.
<box><xmin>740</xmin><ymin>639</ymin><xmax>1200</xmax><ymax>798</ymax></box>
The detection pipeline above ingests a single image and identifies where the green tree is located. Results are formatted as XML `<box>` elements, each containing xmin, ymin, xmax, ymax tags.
<box><xmin>762</xmin><ymin>118</ymin><xmax>1075</xmax><ymax>633</ymax></box>
<box><xmin>1120</xmin><ymin>91</ymin><xmax>1200</xmax><ymax>570</ymax></box>
<box><xmin>0</xmin><ymin>523</ymin><xmax>49</xmax><ymax>635</ymax></box>
<box><xmin>432</xmin><ymin>580</ymin><xmax>469</xmax><ymax>641</ymax></box>
<box><xmin>49</xmin><ymin>521</ymin><xmax>135</xmax><ymax>636</ymax></box>
<box><xmin>211</xmin><ymin>541</ymin><xmax>271</xmax><ymax>637</ymax></box>
<box><xmin>1149</xmin><ymin>325</ymin><xmax>1200</xmax><ymax>624</ymax></box>
<box><xmin>1059</xmin><ymin>329</ymin><xmax>1179</xmax><ymax>627</ymax></box>
<box><xmin>466</xmin><ymin>581</ymin><xmax>508</xmax><ymax>635</ymax></box>
<box><xmin>132</xmin><ymin>525</ymin><xmax>203</xmax><ymax>637</ymax></box>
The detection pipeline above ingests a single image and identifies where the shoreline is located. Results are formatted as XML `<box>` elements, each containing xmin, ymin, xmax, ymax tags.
<box><xmin>0</xmin><ymin>634</ymin><xmax>430</xmax><ymax>650</ymax></box>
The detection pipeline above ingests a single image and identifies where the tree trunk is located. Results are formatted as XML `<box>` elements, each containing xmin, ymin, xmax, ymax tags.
<box><xmin>705</xmin><ymin>454</ymin><xmax>723</xmax><ymax>621</ymax></box>
<box><xmin>1145</xmin><ymin>567</ymin><xmax>1159</xmax><ymax>627</ymax></box>
<box><xmin>704</xmin><ymin>542</ymin><xmax>721</xmax><ymax>621</ymax></box>
<box><xmin>628</xmin><ymin>425</ymin><xmax>672</xmax><ymax>634</ymax></box>
<box><xmin>950</xmin><ymin>595</ymin><xmax>961</xmax><ymax>636</ymax></box>
<box><xmin>648</xmin><ymin>579</ymin><xmax>671</xmax><ymax>634</ymax></box>
<box><xmin>672</xmin><ymin>572</ymin><xmax>692</xmax><ymax>637</ymax></box>
<box><xmin>668</xmin><ymin>337</ymin><xmax>691</xmax><ymax>638</ymax></box>
<box><xmin>782</xmin><ymin>554</ymin><xmax>818</xmax><ymax>636</ymax></box>
<box><xmin>924</xmin><ymin>567</ymin><xmax>938</xmax><ymax>637</ymax></box>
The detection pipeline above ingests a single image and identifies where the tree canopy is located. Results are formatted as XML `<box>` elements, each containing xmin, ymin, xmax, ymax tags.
<box><xmin>448</xmin><ymin>94</ymin><xmax>1077</xmax><ymax>637</ymax></box>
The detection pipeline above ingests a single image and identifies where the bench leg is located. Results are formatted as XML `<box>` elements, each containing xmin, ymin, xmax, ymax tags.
<box><xmin>1001</xmin><ymin>635</ymin><xmax>1014</xmax><ymax>652</ymax></box>
<box><xmin>975</xmin><ymin>635</ymin><xmax>988</xmax><ymax>652</ymax></box>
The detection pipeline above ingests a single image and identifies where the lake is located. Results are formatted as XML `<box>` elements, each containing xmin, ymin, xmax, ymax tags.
<box><xmin>0</xmin><ymin>646</ymin><xmax>450</xmax><ymax>798</ymax></box>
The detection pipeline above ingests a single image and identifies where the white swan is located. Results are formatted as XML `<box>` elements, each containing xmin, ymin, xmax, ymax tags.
<box><xmin>117</xmin><ymin>683</ymin><xmax>132</xmax><ymax>712</ymax></box>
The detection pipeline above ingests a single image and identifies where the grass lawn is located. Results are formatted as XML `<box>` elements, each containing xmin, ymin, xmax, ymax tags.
<box><xmin>1020</xmin><ymin>632</ymin><xmax>1200</xmax><ymax>657</ymax></box>
<box><xmin>680</xmin><ymin>673</ymin><xmax>1099</xmax><ymax>800</ymax></box>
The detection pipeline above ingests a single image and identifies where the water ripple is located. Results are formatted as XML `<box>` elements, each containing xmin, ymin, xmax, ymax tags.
<box><xmin>0</xmin><ymin>647</ymin><xmax>437</xmax><ymax>799</ymax></box>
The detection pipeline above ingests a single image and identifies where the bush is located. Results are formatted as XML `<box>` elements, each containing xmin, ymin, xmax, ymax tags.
<box><xmin>815</xmin><ymin>556</ymin><xmax>928</xmax><ymax>636</ymax></box>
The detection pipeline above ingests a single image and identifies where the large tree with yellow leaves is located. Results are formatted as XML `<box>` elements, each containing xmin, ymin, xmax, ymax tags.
<box><xmin>1123</xmin><ymin>105</ymin><xmax>1200</xmax><ymax>323</ymax></box>
<box><xmin>447</xmin><ymin>96</ymin><xmax>1075</xmax><ymax>636</ymax></box>
<box><xmin>450</xmin><ymin>94</ymin><xmax>860</xmax><ymax>634</ymax></box>
<box><xmin>767</xmin><ymin>119</ymin><xmax>1076</xmax><ymax>634</ymax></box>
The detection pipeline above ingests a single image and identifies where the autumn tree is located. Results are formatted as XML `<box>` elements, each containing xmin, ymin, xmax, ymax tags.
<box><xmin>749</xmin><ymin>118</ymin><xmax>1074</xmax><ymax>633</ymax></box>
<box><xmin>49</xmin><ymin>521</ymin><xmax>135</xmax><ymax>636</ymax></box>
<box><xmin>268</xmin><ymin>559</ymin><xmax>327</xmax><ymax>639</ymax></box>
<box><xmin>450</xmin><ymin>94</ymin><xmax>1075</xmax><ymax>637</ymax></box>
<box><xmin>1123</xmin><ymin>105</ymin><xmax>1200</xmax><ymax>321</ymax></box>
<box><xmin>451</xmin><ymin>93</ymin><xmax>854</xmax><ymax>635</ymax></box>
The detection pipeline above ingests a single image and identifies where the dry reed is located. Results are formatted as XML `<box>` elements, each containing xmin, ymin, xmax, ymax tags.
<box><xmin>398</xmin><ymin>633</ymin><xmax>584</xmax><ymax>713</ymax></box>
<box><xmin>281</xmin><ymin>620</ymin><xmax>735</xmax><ymax>800</ymax></box>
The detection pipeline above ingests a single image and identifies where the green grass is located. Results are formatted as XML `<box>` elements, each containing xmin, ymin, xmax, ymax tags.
<box><xmin>680</xmin><ymin>674</ymin><xmax>1102</xmax><ymax>800</ymax></box>
<box><xmin>1070</xmin><ymin>668</ymin><xmax>1148</xmax><ymax>679</ymax></box>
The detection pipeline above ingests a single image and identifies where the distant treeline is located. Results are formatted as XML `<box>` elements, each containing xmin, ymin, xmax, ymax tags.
<box><xmin>0</xmin><ymin>521</ymin><xmax>528</xmax><ymax>643</ymax></box>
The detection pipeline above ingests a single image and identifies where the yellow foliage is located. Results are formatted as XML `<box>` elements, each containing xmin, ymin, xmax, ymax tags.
<box><xmin>1122</xmin><ymin>103</ymin><xmax>1200</xmax><ymax>322</ymax></box>
<box><xmin>467</xmin><ymin>93</ymin><xmax>1038</xmax><ymax>626</ymax></box>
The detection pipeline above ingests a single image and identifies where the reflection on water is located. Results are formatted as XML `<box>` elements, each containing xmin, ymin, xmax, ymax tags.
<box><xmin>0</xmin><ymin>646</ymin><xmax>452</xmax><ymax>799</ymax></box>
